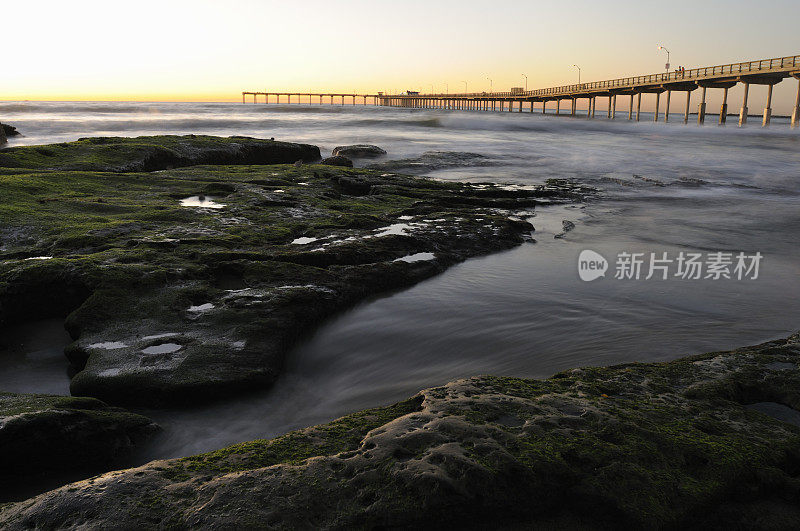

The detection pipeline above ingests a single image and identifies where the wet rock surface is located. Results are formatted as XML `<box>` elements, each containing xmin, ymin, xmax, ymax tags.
<box><xmin>366</xmin><ymin>150</ymin><xmax>499</xmax><ymax>174</ymax></box>
<box><xmin>320</xmin><ymin>155</ymin><xmax>353</xmax><ymax>167</ymax></box>
<box><xmin>1</xmin><ymin>124</ymin><xmax>20</xmax><ymax>138</ymax></box>
<box><xmin>4</xmin><ymin>333</ymin><xmax>800</xmax><ymax>529</ymax></box>
<box><xmin>554</xmin><ymin>219</ymin><xmax>576</xmax><ymax>239</ymax></box>
<box><xmin>0</xmin><ymin>135</ymin><xmax>587</xmax><ymax>407</ymax></box>
<box><xmin>0</xmin><ymin>135</ymin><xmax>320</xmax><ymax>172</ymax></box>
<box><xmin>331</xmin><ymin>144</ymin><xmax>387</xmax><ymax>158</ymax></box>
<box><xmin>0</xmin><ymin>393</ymin><xmax>157</xmax><ymax>496</ymax></box>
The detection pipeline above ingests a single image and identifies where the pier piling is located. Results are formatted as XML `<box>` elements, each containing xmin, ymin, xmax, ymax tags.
<box><xmin>720</xmin><ymin>87</ymin><xmax>729</xmax><ymax>124</ymax></box>
<box><xmin>636</xmin><ymin>93</ymin><xmax>642</xmax><ymax>121</ymax></box>
<box><xmin>654</xmin><ymin>92</ymin><xmax>660</xmax><ymax>122</ymax></box>
<box><xmin>698</xmin><ymin>86</ymin><xmax>707</xmax><ymax>125</ymax></box>
<box><xmin>763</xmin><ymin>84</ymin><xmax>773</xmax><ymax>126</ymax></box>
<box><xmin>684</xmin><ymin>91</ymin><xmax>691</xmax><ymax>124</ymax></box>
<box><xmin>740</xmin><ymin>83</ymin><xmax>749</xmax><ymax>126</ymax></box>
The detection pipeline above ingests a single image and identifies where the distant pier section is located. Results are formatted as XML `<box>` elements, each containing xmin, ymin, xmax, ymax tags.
<box><xmin>243</xmin><ymin>55</ymin><xmax>800</xmax><ymax>127</ymax></box>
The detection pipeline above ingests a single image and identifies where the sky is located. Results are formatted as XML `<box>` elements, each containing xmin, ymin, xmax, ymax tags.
<box><xmin>5</xmin><ymin>0</ymin><xmax>800</xmax><ymax>112</ymax></box>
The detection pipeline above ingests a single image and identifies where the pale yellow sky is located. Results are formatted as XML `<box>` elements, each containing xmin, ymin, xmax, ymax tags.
<box><xmin>5</xmin><ymin>0</ymin><xmax>800</xmax><ymax>111</ymax></box>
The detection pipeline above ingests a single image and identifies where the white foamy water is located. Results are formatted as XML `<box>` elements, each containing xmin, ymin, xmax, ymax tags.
<box><xmin>179</xmin><ymin>195</ymin><xmax>225</xmax><ymax>209</ymax></box>
<box><xmin>2</xmin><ymin>101</ymin><xmax>800</xmax><ymax>464</ymax></box>
<box><xmin>291</xmin><ymin>236</ymin><xmax>318</xmax><ymax>245</ymax></box>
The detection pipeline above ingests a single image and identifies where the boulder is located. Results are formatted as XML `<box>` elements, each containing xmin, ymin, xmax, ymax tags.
<box><xmin>331</xmin><ymin>144</ymin><xmax>387</xmax><ymax>158</ymax></box>
<box><xmin>1</xmin><ymin>124</ymin><xmax>20</xmax><ymax>138</ymax></box>
<box><xmin>554</xmin><ymin>219</ymin><xmax>576</xmax><ymax>239</ymax></box>
<box><xmin>0</xmin><ymin>392</ymin><xmax>157</xmax><ymax>498</ymax></box>
<box><xmin>320</xmin><ymin>155</ymin><xmax>353</xmax><ymax>167</ymax></box>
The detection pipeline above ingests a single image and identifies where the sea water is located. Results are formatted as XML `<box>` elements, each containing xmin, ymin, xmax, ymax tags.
<box><xmin>2</xmin><ymin>101</ymin><xmax>799</xmax><ymax>462</ymax></box>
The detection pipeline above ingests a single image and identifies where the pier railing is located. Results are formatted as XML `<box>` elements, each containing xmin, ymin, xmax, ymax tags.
<box><xmin>420</xmin><ymin>55</ymin><xmax>800</xmax><ymax>99</ymax></box>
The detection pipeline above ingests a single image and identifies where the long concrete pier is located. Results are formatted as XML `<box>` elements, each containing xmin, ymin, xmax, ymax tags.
<box><xmin>243</xmin><ymin>54</ymin><xmax>800</xmax><ymax>128</ymax></box>
<box><xmin>242</xmin><ymin>92</ymin><xmax>379</xmax><ymax>106</ymax></box>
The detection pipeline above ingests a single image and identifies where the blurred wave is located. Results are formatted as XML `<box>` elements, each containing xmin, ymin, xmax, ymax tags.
<box><xmin>3</xmin><ymin>99</ymin><xmax>800</xmax><ymax>465</ymax></box>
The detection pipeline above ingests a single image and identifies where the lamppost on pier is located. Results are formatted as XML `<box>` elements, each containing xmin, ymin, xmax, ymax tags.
<box><xmin>462</xmin><ymin>81</ymin><xmax>468</xmax><ymax>93</ymax></box>
<box><xmin>657</xmin><ymin>45</ymin><xmax>671</xmax><ymax>71</ymax></box>
<box><xmin>572</xmin><ymin>65</ymin><xmax>581</xmax><ymax>85</ymax></box>
<box><xmin>487</xmin><ymin>77</ymin><xmax>493</xmax><ymax>93</ymax></box>
<box><xmin>430</xmin><ymin>84</ymin><xmax>434</xmax><ymax>94</ymax></box>
<box><xmin>445</xmin><ymin>83</ymin><xmax>448</xmax><ymax>94</ymax></box>
<box><xmin>522</xmin><ymin>74</ymin><xmax>528</xmax><ymax>91</ymax></box>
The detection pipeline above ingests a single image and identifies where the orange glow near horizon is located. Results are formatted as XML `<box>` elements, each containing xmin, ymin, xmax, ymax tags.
<box><xmin>5</xmin><ymin>1</ymin><xmax>800</xmax><ymax>112</ymax></box>
<box><xmin>1</xmin><ymin>93</ymin><xmax>244</xmax><ymax>103</ymax></box>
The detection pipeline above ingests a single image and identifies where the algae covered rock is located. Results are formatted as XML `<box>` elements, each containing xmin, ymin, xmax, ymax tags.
<box><xmin>554</xmin><ymin>219</ymin><xmax>576</xmax><ymax>239</ymax></box>
<box><xmin>0</xmin><ymin>135</ymin><xmax>320</xmax><ymax>172</ymax></box>
<box><xmin>366</xmin><ymin>150</ymin><xmax>496</xmax><ymax>174</ymax></box>
<box><xmin>0</xmin><ymin>135</ymin><xmax>587</xmax><ymax>407</ymax></box>
<box><xmin>3</xmin><ymin>333</ymin><xmax>800</xmax><ymax>529</ymax></box>
<box><xmin>320</xmin><ymin>155</ymin><xmax>353</xmax><ymax>167</ymax></box>
<box><xmin>0</xmin><ymin>393</ymin><xmax>157</xmax><ymax>479</ymax></box>
<box><xmin>1</xmin><ymin>124</ymin><xmax>20</xmax><ymax>138</ymax></box>
<box><xmin>331</xmin><ymin>144</ymin><xmax>386</xmax><ymax>158</ymax></box>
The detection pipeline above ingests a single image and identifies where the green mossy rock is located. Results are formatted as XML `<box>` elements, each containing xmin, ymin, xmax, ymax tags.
<box><xmin>0</xmin><ymin>135</ymin><xmax>589</xmax><ymax>407</ymax></box>
<box><xmin>0</xmin><ymin>124</ymin><xmax>20</xmax><ymax>138</ymax></box>
<box><xmin>0</xmin><ymin>135</ymin><xmax>320</xmax><ymax>172</ymax></box>
<box><xmin>3</xmin><ymin>333</ymin><xmax>800</xmax><ymax>529</ymax></box>
<box><xmin>331</xmin><ymin>144</ymin><xmax>387</xmax><ymax>158</ymax></box>
<box><xmin>0</xmin><ymin>393</ymin><xmax>157</xmax><ymax>481</ymax></box>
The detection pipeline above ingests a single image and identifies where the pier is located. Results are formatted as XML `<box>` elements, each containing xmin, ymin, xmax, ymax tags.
<box><xmin>242</xmin><ymin>92</ymin><xmax>378</xmax><ymax>106</ymax></box>
<box><xmin>243</xmin><ymin>55</ymin><xmax>800</xmax><ymax>128</ymax></box>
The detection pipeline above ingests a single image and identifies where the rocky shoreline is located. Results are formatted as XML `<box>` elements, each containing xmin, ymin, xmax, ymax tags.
<box><xmin>0</xmin><ymin>135</ymin><xmax>588</xmax><ymax>408</ymax></box>
<box><xmin>4</xmin><ymin>135</ymin><xmax>797</xmax><ymax>528</ymax></box>
<box><xmin>0</xmin><ymin>123</ymin><xmax>21</xmax><ymax>146</ymax></box>
<box><xmin>2</xmin><ymin>332</ymin><xmax>800</xmax><ymax>528</ymax></box>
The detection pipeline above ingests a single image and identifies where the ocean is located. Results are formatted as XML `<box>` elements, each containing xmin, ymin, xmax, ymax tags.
<box><xmin>2</xmin><ymin>100</ymin><xmax>799</xmax><ymax>465</ymax></box>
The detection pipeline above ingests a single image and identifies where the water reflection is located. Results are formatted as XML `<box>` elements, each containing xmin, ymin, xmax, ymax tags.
<box><xmin>179</xmin><ymin>195</ymin><xmax>225</xmax><ymax>209</ymax></box>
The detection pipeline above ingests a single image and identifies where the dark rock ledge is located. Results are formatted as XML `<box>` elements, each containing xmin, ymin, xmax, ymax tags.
<box><xmin>3</xmin><ymin>333</ymin><xmax>800</xmax><ymax>529</ymax></box>
<box><xmin>332</xmin><ymin>144</ymin><xmax>387</xmax><ymax>158</ymax></box>
<box><xmin>320</xmin><ymin>154</ymin><xmax>353</xmax><ymax>167</ymax></box>
<box><xmin>0</xmin><ymin>393</ymin><xmax>157</xmax><ymax>501</ymax></box>
<box><xmin>0</xmin><ymin>135</ymin><xmax>320</xmax><ymax>172</ymax></box>
<box><xmin>0</xmin><ymin>135</ymin><xmax>589</xmax><ymax>407</ymax></box>
<box><xmin>1</xmin><ymin>124</ymin><xmax>21</xmax><ymax>138</ymax></box>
